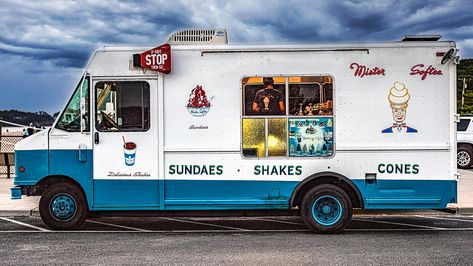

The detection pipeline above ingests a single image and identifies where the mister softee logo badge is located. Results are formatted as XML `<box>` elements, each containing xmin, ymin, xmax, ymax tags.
<box><xmin>186</xmin><ymin>85</ymin><xmax>213</xmax><ymax>117</ymax></box>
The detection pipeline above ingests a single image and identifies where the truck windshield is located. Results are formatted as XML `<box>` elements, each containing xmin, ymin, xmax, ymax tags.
<box><xmin>55</xmin><ymin>76</ymin><xmax>90</xmax><ymax>132</ymax></box>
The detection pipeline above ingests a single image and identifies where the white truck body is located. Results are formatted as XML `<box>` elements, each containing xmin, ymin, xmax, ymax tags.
<box><xmin>12</xmin><ymin>31</ymin><xmax>458</xmax><ymax>231</ymax></box>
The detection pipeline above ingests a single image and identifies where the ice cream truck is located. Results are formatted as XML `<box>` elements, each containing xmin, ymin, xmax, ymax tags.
<box><xmin>11</xmin><ymin>29</ymin><xmax>459</xmax><ymax>233</ymax></box>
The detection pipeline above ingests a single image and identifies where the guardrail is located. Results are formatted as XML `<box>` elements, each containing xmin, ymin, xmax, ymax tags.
<box><xmin>0</xmin><ymin>134</ymin><xmax>22</xmax><ymax>179</ymax></box>
<box><xmin>0</xmin><ymin>119</ymin><xmax>43</xmax><ymax>178</ymax></box>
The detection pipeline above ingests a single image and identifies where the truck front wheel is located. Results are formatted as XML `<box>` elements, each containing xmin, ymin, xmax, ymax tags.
<box><xmin>39</xmin><ymin>182</ymin><xmax>88</xmax><ymax>230</ymax></box>
<box><xmin>301</xmin><ymin>184</ymin><xmax>352</xmax><ymax>233</ymax></box>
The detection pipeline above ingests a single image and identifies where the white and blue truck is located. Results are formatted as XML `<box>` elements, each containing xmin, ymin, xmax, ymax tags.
<box><xmin>11</xmin><ymin>29</ymin><xmax>459</xmax><ymax>233</ymax></box>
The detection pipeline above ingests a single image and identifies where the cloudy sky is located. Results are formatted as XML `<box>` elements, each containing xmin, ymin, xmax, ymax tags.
<box><xmin>1</xmin><ymin>0</ymin><xmax>472</xmax><ymax>114</ymax></box>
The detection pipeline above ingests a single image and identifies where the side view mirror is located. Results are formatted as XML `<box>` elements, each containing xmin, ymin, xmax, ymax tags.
<box><xmin>441</xmin><ymin>48</ymin><xmax>459</xmax><ymax>65</ymax></box>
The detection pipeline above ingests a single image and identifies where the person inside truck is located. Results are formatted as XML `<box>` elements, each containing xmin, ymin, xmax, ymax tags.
<box><xmin>252</xmin><ymin>77</ymin><xmax>285</xmax><ymax>115</ymax></box>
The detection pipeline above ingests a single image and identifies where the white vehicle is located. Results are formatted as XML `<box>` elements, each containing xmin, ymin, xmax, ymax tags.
<box><xmin>11</xmin><ymin>29</ymin><xmax>459</xmax><ymax>233</ymax></box>
<box><xmin>457</xmin><ymin>116</ymin><xmax>473</xmax><ymax>168</ymax></box>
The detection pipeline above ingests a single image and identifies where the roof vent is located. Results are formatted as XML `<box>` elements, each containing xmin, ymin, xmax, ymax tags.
<box><xmin>401</xmin><ymin>35</ymin><xmax>441</xmax><ymax>42</ymax></box>
<box><xmin>167</xmin><ymin>29</ymin><xmax>228</xmax><ymax>45</ymax></box>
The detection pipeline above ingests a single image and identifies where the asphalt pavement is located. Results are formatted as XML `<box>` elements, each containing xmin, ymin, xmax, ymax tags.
<box><xmin>0</xmin><ymin>215</ymin><xmax>473</xmax><ymax>265</ymax></box>
<box><xmin>1</xmin><ymin>170</ymin><xmax>473</xmax><ymax>264</ymax></box>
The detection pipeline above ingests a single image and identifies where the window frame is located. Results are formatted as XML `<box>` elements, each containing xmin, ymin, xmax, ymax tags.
<box><xmin>94</xmin><ymin>80</ymin><xmax>151</xmax><ymax>133</ymax></box>
<box><xmin>240</xmin><ymin>74</ymin><xmax>335</xmax><ymax>159</ymax></box>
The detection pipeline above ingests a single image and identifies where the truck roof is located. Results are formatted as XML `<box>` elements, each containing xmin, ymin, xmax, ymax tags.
<box><xmin>97</xmin><ymin>40</ymin><xmax>455</xmax><ymax>53</ymax></box>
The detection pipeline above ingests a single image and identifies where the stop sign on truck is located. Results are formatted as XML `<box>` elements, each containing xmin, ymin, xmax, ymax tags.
<box><xmin>139</xmin><ymin>43</ymin><xmax>171</xmax><ymax>74</ymax></box>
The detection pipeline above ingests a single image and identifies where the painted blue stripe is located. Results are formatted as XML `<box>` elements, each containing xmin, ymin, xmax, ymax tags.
<box><xmin>353</xmin><ymin>179</ymin><xmax>457</xmax><ymax>209</ymax></box>
<box><xmin>49</xmin><ymin>149</ymin><xmax>93</xmax><ymax>207</ymax></box>
<box><xmin>14</xmin><ymin>150</ymin><xmax>49</xmax><ymax>185</ymax></box>
<box><xmin>15</xmin><ymin>149</ymin><xmax>94</xmax><ymax>208</ymax></box>
<box><xmin>163</xmin><ymin>180</ymin><xmax>297</xmax><ymax>210</ymax></box>
<box><xmin>94</xmin><ymin>180</ymin><xmax>160</xmax><ymax>209</ymax></box>
<box><xmin>15</xmin><ymin>149</ymin><xmax>457</xmax><ymax>211</ymax></box>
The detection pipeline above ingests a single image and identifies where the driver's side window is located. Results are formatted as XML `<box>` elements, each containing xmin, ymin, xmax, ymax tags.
<box><xmin>95</xmin><ymin>81</ymin><xmax>150</xmax><ymax>132</ymax></box>
<box><xmin>55</xmin><ymin>76</ymin><xmax>90</xmax><ymax>132</ymax></box>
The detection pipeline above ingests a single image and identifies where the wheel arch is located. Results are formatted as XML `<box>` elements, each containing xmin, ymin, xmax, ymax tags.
<box><xmin>290</xmin><ymin>171</ymin><xmax>363</xmax><ymax>209</ymax></box>
<box><xmin>34</xmin><ymin>175</ymin><xmax>89</xmax><ymax>208</ymax></box>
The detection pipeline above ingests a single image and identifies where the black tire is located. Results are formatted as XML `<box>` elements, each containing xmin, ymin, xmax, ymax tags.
<box><xmin>39</xmin><ymin>182</ymin><xmax>88</xmax><ymax>230</ymax></box>
<box><xmin>457</xmin><ymin>145</ymin><xmax>473</xmax><ymax>169</ymax></box>
<box><xmin>301</xmin><ymin>184</ymin><xmax>352</xmax><ymax>234</ymax></box>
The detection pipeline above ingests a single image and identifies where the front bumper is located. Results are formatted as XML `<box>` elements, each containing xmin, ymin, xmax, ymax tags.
<box><xmin>10</xmin><ymin>186</ymin><xmax>22</xmax><ymax>200</ymax></box>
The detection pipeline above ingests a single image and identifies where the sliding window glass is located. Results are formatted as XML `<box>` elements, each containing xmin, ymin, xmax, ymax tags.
<box><xmin>242</xmin><ymin>75</ymin><xmax>334</xmax><ymax>158</ymax></box>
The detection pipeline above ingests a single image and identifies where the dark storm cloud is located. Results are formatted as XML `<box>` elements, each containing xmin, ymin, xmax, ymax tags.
<box><xmin>0</xmin><ymin>0</ymin><xmax>197</xmax><ymax>68</ymax></box>
<box><xmin>1</xmin><ymin>0</ymin><xmax>472</xmax><ymax>113</ymax></box>
<box><xmin>1</xmin><ymin>0</ymin><xmax>472</xmax><ymax>70</ymax></box>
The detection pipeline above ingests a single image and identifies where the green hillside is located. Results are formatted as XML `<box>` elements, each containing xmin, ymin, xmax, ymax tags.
<box><xmin>458</xmin><ymin>59</ymin><xmax>473</xmax><ymax>115</ymax></box>
<box><xmin>0</xmin><ymin>110</ymin><xmax>54</xmax><ymax>127</ymax></box>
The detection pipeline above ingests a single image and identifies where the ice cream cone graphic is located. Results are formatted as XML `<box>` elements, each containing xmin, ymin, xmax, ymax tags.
<box><xmin>382</xmin><ymin>82</ymin><xmax>417</xmax><ymax>133</ymax></box>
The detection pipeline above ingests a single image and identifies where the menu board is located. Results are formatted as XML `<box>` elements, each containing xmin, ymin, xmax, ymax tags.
<box><xmin>288</xmin><ymin>117</ymin><xmax>333</xmax><ymax>157</ymax></box>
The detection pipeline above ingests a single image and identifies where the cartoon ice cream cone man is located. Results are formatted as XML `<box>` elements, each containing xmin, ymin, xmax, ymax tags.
<box><xmin>382</xmin><ymin>82</ymin><xmax>417</xmax><ymax>133</ymax></box>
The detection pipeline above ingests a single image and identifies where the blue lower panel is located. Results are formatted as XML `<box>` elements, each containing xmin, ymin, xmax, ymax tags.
<box><xmin>90</xmin><ymin>179</ymin><xmax>456</xmax><ymax>211</ymax></box>
<box><xmin>353</xmin><ymin>179</ymin><xmax>457</xmax><ymax>209</ymax></box>
<box><xmin>93</xmin><ymin>180</ymin><xmax>160</xmax><ymax>210</ymax></box>
<box><xmin>164</xmin><ymin>180</ymin><xmax>298</xmax><ymax>210</ymax></box>
<box><xmin>50</xmin><ymin>150</ymin><xmax>93</xmax><ymax>208</ymax></box>
<box><xmin>14</xmin><ymin>150</ymin><xmax>49</xmax><ymax>185</ymax></box>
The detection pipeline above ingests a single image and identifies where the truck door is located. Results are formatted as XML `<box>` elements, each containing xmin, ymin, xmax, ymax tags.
<box><xmin>92</xmin><ymin>79</ymin><xmax>159</xmax><ymax>209</ymax></box>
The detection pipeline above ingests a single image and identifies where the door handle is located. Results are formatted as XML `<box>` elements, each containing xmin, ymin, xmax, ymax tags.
<box><xmin>78</xmin><ymin>144</ymin><xmax>87</xmax><ymax>162</ymax></box>
<box><xmin>94</xmin><ymin>132</ymin><xmax>100</xmax><ymax>144</ymax></box>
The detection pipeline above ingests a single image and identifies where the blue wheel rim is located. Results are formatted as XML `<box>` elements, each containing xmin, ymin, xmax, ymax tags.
<box><xmin>50</xmin><ymin>194</ymin><xmax>76</xmax><ymax>221</ymax></box>
<box><xmin>312</xmin><ymin>195</ymin><xmax>343</xmax><ymax>226</ymax></box>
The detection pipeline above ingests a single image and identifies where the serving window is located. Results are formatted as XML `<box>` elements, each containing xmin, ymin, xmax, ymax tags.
<box><xmin>242</xmin><ymin>76</ymin><xmax>333</xmax><ymax>158</ymax></box>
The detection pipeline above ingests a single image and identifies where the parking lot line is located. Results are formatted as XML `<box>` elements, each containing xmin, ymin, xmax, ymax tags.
<box><xmin>250</xmin><ymin>217</ymin><xmax>305</xmax><ymax>226</ymax></box>
<box><xmin>353</xmin><ymin>218</ymin><xmax>445</xmax><ymax>230</ymax></box>
<box><xmin>86</xmin><ymin>219</ymin><xmax>151</xmax><ymax>232</ymax></box>
<box><xmin>159</xmin><ymin>217</ymin><xmax>252</xmax><ymax>231</ymax></box>
<box><xmin>3</xmin><ymin>228</ymin><xmax>473</xmax><ymax>233</ymax></box>
<box><xmin>0</xmin><ymin>229</ymin><xmax>312</xmax><ymax>233</ymax></box>
<box><xmin>415</xmin><ymin>215</ymin><xmax>473</xmax><ymax>224</ymax></box>
<box><xmin>345</xmin><ymin>228</ymin><xmax>473</xmax><ymax>232</ymax></box>
<box><xmin>0</xmin><ymin>217</ymin><xmax>50</xmax><ymax>232</ymax></box>
<box><xmin>3</xmin><ymin>225</ymin><xmax>473</xmax><ymax>233</ymax></box>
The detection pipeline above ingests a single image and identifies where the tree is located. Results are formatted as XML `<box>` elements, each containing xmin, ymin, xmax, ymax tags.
<box><xmin>457</xmin><ymin>59</ymin><xmax>473</xmax><ymax>115</ymax></box>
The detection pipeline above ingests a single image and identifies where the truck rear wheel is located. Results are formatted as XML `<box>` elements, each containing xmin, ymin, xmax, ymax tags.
<box><xmin>457</xmin><ymin>145</ymin><xmax>473</xmax><ymax>169</ymax></box>
<box><xmin>39</xmin><ymin>182</ymin><xmax>88</xmax><ymax>230</ymax></box>
<box><xmin>301</xmin><ymin>184</ymin><xmax>352</xmax><ymax>233</ymax></box>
